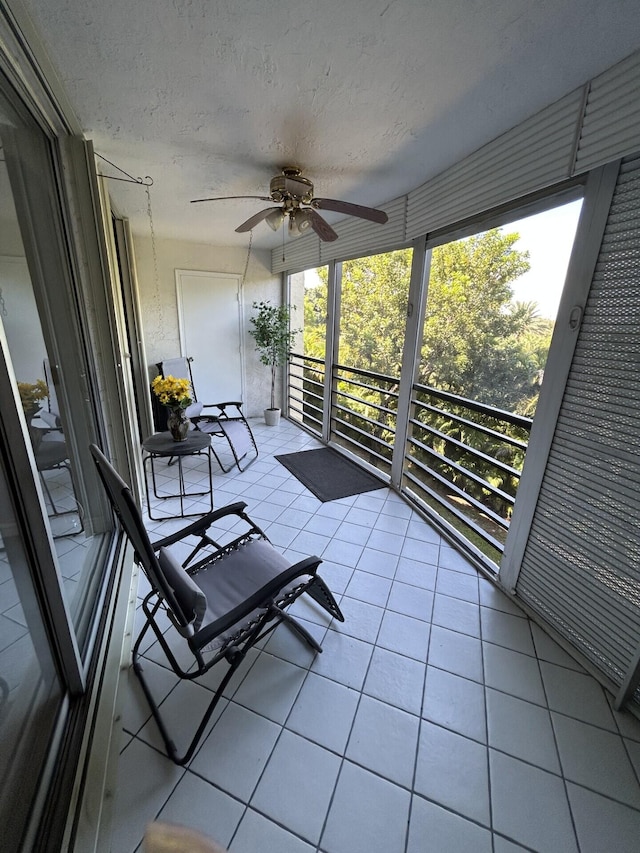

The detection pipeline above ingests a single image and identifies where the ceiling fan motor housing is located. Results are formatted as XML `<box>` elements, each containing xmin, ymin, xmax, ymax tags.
<box><xmin>270</xmin><ymin>171</ymin><xmax>314</xmax><ymax>203</ymax></box>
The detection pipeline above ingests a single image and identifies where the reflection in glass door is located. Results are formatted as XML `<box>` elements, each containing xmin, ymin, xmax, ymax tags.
<box><xmin>0</xmin><ymin>447</ymin><xmax>63</xmax><ymax>849</ymax></box>
<box><xmin>0</xmin><ymin>95</ymin><xmax>109</xmax><ymax>655</ymax></box>
<box><xmin>0</xmin><ymin>55</ymin><xmax>117</xmax><ymax>849</ymax></box>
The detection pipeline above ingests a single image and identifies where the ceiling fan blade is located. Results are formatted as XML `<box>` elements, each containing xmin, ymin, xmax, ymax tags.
<box><xmin>191</xmin><ymin>195</ymin><xmax>273</xmax><ymax>204</ymax></box>
<box><xmin>235</xmin><ymin>207</ymin><xmax>283</xmax><ymax>233</ymax></box>
<box><xmin>307</xmin><ymin>209</ymin><xmax>338</xmax><ymax>242</ymax></box>
<box><xmin>311</xmin><ymin>197</ymin><xmax>388</xmax><ymax>224</ymax></box>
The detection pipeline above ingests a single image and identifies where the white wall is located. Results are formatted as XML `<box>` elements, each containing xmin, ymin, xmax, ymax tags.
<box><xmin>132</xmin><ymin>234</ymin><xmax>282</xmax><ymax>417</ymax></box>
<box><xmin>0</xmin><ymin>170</ymin><xmax>48</xmax><ymax>387</ymax></box>
<box><xmin>0</xmin><ymin>256</ymin><xmax>47</xmax><ymax>384</ymax></box>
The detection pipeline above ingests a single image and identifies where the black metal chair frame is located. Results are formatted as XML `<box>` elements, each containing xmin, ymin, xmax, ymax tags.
<box><xmin>30</xmin><ymin>418</ymin><xmax>84</xmax><ymax>536</ymax></box>
<box><xmin>155</xmin><ymin>357</ymin><xmax>259</xmax><ymax>473</ymax></box>
<box><xmin>90</xmin><ymin>443</ymin><xmax>344</xmax><ymax>765</ymax></box>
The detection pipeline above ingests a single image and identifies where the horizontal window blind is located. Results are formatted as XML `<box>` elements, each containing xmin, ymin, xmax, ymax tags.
<box><xmin>271</xmin><ymin>232</ymin><xmax>322</xmax><ymax>275</ymax></box>
<box><xmin>574</xmin><ymin>51</ymin><xmax>640</xmax><ymax>175</ymax></box>
<box><xmin>515</xmin><ymin>155</ymin><xmax>640</xmax><ymax>702</ymax></box>
<box><xmin>405</xmin><ymin>89</ymin><xmax>584</xmax><ymax>240</ymax></box>
<box><xmin>272</xmin><ymin>49</ymin><xmax>640</xmax><ymax>276</ymax></box>
<box><xmin>271</xmin><ymin>197</ymin><xmax>406</xmax><ymax>274</ymax></box>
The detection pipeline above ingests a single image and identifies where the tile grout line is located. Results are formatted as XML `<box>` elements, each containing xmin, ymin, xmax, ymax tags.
<box><xmin>531</xmin><ymin>616</ymin><xmax>582</xmax><ymax>853</ymax></box>
<box><xmin>404</xmin><ymin>533</ymin><xmax>441</xmax><ymax>853</ymax></box>
<box><xmin>478</xmin><ymin>568</ymin><xmax>497</xmax><ymax>853</ymax></box>
<box><xmin>312</xmin><ymin>511</ymin><xmax>402</xmax><ymax>853</ymax></box>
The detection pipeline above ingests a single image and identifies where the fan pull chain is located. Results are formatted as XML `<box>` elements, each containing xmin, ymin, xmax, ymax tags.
<box><xmin>146</xmin><ymin>183</ymin><xmax>167</xmax><ymax>341</ymax></box>
<box><xmin>242</xmin><ymin>230</ymin><xmax>253</xmax><ymax>287</ymax></box>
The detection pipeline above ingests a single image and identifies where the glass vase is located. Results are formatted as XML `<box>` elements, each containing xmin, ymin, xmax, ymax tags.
<box><xmin>167</xmin><ymin>408</ymin><xmax>190</xmax><ymax>441</ymax></box>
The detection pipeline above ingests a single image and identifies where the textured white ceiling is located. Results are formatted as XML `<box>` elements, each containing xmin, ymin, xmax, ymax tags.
<box><xmin>15</xmin><ymin>0</ymin><xmax>640</xmax><ymax>249</ymax></box>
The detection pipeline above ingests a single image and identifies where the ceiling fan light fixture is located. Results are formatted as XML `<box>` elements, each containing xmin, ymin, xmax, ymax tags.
<box><xmin>265</xmin><ymin>208</ymin><xmax>285</xmax><ymax>231</ymax></box>
<box><xmin>289</xmin><ymin>208</ymin><xmax>314</xmax><ymax>236</ymax></box>
<box><xmin>192</xmin><ymin>167</ymin><xmax>388</xmax><ymax>242</ymax></box>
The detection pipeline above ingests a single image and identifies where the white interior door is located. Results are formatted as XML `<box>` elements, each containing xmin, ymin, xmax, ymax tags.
<box><xmin>175</xmin><ymin>269</ymin><xmax>244</xmax><ymax>403</ymax></box>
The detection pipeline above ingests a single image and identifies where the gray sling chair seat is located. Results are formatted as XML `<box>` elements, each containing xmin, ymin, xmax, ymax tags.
<box><xmin>156</xmin><ymin>357</ymin><xmax>258</xmax><ymax>473</ymax></box>
<box><xmin>90</xmin><ymin>444</ymin><xmax>344</xmax><ymax>766</ymax></box>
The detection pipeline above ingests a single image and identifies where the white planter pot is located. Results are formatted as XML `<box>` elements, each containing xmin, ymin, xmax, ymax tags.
<box><xmin>264</xmin><ymin>408</ymin><xmax>281</xmax><ymax>426</ymax></box>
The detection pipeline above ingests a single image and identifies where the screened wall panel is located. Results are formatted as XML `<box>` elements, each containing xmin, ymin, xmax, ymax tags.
<box><xmin>515</xmin><ymin>155</ymin><xmax>640</xmax><ymax>703</ymax></box>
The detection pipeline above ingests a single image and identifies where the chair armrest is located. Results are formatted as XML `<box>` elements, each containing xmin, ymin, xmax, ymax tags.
<box><xmin>286</xmin><ymin>555</ymin><xmax>323</xmax><ymax>576</ymax></box>
<box><xmin>200</xmin><ymin>401</ymin><xmax>244</xmax><ymax>415</ymax></box>
<box><xmin>151</xmin><ymin>501</ymin><xmax>249</xmax><ymax>550</ymax></box>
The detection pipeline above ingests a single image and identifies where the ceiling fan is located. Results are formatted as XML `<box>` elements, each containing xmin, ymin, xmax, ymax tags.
<box><xmin>191</xmin><ymin>166</ymin><xmax>388</xmax><ymax>242</ymax></box>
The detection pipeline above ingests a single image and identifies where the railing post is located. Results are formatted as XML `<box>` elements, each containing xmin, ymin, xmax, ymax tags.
<box><xmin>323</xmin><ymin>260</ymin><xmax>341</xmax><ymax>444</ymax></box>
<box><xmin>391</xmin><ymin>236</ymin><xmax>430</xmax><ymax>490</ymax></box>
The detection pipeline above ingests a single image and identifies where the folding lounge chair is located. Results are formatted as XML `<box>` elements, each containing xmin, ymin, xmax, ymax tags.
<box><xmin>90</xmin><ymin>444</ymin><xmax>344</xmax><ymax>766</ymax></box>
<box><xmin>156</xmin><ymin>357</ymin><xmax>259</xmax><ymax>473</ymax></box>
<box><xmin>29</xmin><ymin>372</ymin><xmax>84</xmax><ymax>536</ymax></box>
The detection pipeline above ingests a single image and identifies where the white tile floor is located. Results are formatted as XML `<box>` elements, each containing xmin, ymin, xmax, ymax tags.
<box><xmin>109</xmin><ymin>418</ymin><xmax>640</xmax><ymax>853</ymax></box>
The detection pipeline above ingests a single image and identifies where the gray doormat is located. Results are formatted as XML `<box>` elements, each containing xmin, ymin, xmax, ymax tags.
<box><xmin>275</xmin><ymin>447</ymin><xmax>383</xmax><ymax>502</ymax></box>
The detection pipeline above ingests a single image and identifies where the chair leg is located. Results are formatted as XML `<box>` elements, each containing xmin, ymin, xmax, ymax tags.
<box><xmin>39</xmin><ymin>471</ymin><xmax>60</xmax><ymax>514</ymax></box>
<box><xmin>133</xmin><ymin>657</ymin><xmax>229</xmax><ymax>765</ymax></box>
<box><xmin>208</xmin><ymin>442</ymin><xmax>233</xmax><ymax>474</ymax></box>
<box><xmin>132</xmin><ymin>634</ymin><xmax>246</xmax><ymax>766</ymax></box>
<box><xmin>272</xmin><ymin>605</ymin><xmax>323</xmax><ymax>653</ymax></box>
<box><xmin>132</xmin><ymin>597</ymin><xmax>265</xmax><ymax>766</ymax></box>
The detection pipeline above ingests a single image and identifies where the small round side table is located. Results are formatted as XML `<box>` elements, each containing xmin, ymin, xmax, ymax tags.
<box><xmin>142</xmin><ymin>431</ymin><xmax>213</xmax><ymax>520</ymax></box>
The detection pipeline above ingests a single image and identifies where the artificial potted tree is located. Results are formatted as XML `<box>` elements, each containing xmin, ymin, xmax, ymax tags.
<box><xmin>249</xmin><ymin>300</ymin><xmax>298</xmax><ymax>426</ymax></box>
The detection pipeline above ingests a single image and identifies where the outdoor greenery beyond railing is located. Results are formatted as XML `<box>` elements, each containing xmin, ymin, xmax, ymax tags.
<box><xmin>288</xmin><ymin>355</ymin><xmax>533</xmax><ymax>560</ymax></box>
<box><xmin>405</xmin><ymin>383</ymin><xmax>532</xmax><ymax>557</ymax></box>
<box><xmin>330</xmin><ymin>363</ymin><xmax>398</xmax><ymax>477</ymax></box>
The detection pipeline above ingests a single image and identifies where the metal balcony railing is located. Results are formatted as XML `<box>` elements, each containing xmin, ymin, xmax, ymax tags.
<box><xmin>287</xmin><ymin>354</ymin><xmax>533</xmax><ymax>561</ymax></box>
<box><xmin>288</xmin><ymin>352</ymin><xmax>325</xmax><ymax>435</ymax></box>
<box><xmin>404</xmin><ymin>383</ymin><xmax>532</xmax><ymax>556</ymax></box>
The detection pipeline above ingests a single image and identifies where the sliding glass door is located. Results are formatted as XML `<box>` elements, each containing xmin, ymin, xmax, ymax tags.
<box><xmin>0</xmin><ymin>62</ymin><xmax>116</xmax><ymax>849</ymax></box>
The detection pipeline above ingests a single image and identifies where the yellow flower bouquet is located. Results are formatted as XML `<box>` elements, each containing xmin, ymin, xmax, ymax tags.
<box><xmin>151</xmin><ymin>375</ymin><xmax>192</xmax><ymax>410</ymax></box>
<box><xmin>18</xmin><ymin>379</ymin><xmax>49</xmax><ymax>417</ymax></box>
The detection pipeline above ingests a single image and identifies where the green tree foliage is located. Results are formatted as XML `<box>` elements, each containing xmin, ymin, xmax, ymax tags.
<box><xmin>338</xmin><ymin>250</ymin><xmax>411</xmax><ymax>375</ymax></box>
<box><xmin>303</xmin><ymin>286</ymin><xmax>327</xmax><ymax>360</ymax></box>
<box><xmin>421</xmin><ymin>230</ymin><xmax>534</xmax><ymax>410</ymax></box>
<box><xmin>301</xmin><ymin>231</ymin><xmax>555</xmax><ymax>542</ymax></box>
<box><xmin>304</xmin><ymin>230</ymin><xmax>552</xmax><ymax>415</ymax></box>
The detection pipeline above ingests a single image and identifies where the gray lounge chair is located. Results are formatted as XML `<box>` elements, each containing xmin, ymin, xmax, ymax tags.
<box><xmin>155</xmin><ymin>357</ymin><xmax>259</xmax><ymax>473</ymax></box>
<box><xmin>90</xmin><ymin>443</ymin><xmax>344</xmax><ymax>765</ymax></box>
